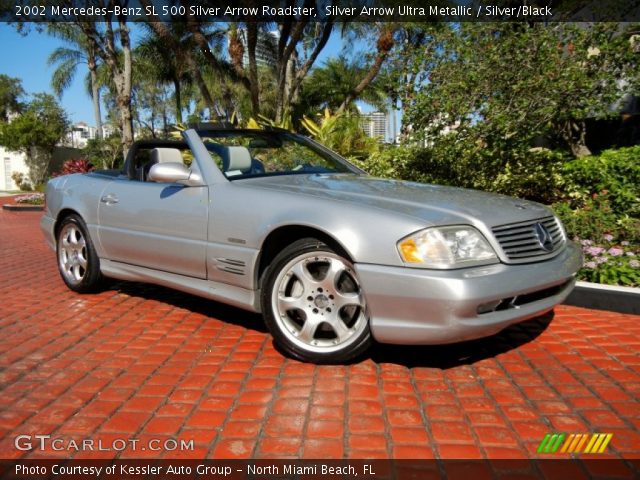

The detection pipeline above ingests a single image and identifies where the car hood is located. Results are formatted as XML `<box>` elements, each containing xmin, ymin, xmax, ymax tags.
<box><xmin>240</xmin><ymin>174</ymin><xmax>553</xmax><ymax>227</ymax></box>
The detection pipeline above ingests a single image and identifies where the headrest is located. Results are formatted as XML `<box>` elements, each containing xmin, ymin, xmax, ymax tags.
<box><xmin>151</xmin><ymin>148</ymin><xmax>184</xmax><ymax>165</ymax></box>
<box><xmin>226</xmin><ymin>146</ymin><xmax>252</xmax><ymax>172</ymax></box>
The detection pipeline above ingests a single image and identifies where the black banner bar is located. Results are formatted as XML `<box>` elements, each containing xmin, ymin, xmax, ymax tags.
<box><xmin>2</xmin><ymin>0</ymin><xmax>640</xmax><ymax>23</ymax></box>
<box><xmin>1</xmin><ymin>459</ymin><xmax>639</xmax><ymax>480</ymax></box>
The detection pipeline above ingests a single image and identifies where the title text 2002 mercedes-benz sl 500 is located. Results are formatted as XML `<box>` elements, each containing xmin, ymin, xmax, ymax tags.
<box><xmin>41</xmin><ymin>127</ymin><xmax>582</xmax><ymax>363</ymax></box>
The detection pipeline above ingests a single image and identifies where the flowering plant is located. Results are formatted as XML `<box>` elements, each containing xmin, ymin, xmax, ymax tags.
<box><xmin>578</xmin><ymin>237</ymin><xmax>639</xmax><ymax>287</ymax></box>
<box><xmin>554</xmin><ymin>189</ymin><xmax>639</xmax><ymax>287</ymax></box>
<box><xmin>14</xmin><ymin>193</ymin><xmax>44</xmax><ymax>205</ymax></box>
<box><xmin>53</xmin><ymin>159</ymin><xmax>94</xmax><ymax>177</ymax></box>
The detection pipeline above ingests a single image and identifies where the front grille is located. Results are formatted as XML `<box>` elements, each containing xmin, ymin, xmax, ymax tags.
<box><xmin>492</xmin><ymin>216</ymin><xmax>564</xmax><ymax>260</ymax></box>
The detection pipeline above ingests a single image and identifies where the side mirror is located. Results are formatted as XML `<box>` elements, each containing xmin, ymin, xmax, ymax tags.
<box><xmin>148</xmin><ymin>162</ymin><xmax>204</xmax><ymax>187</ymax></box>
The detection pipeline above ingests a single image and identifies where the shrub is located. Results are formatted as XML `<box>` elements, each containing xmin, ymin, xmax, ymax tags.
<box><xmin>553</xmin><ymin>194</ymin><xmax>640</xmax><ymax>246</ymax></box>
<box><xmin>357</xmin><ymin>142</ymin><xmax>566</xmax><ymax>204</ymax></box>
<box><xmin>560</xmin><ymin>146</ymin><xmax>640</xmax><ymax>217</ymax></box>
<box><xmin>356</xmin><ymin>143</ymin><xmax>480</xmax><ymax>186</ymax></box>
<box><xmin>83</xmin><ymin>136</ymin><xmax>124</xmax><ymax>170</ymax></box>
<box><xmin>354</xmin><ymin>145</ymin><xmax>422</xmax><ymax>180</ymax></box>
<box><xmin>10</xmin><ymin>171</ymin><xmax>31</xmax><ymax>191</ymax></box>
<box><xmin>301</xmin><ymin>110</ymin><xmax>379</xmax><ymax>161</ymax></box>
<box><xmin>489</xmin><ymin>149</ymin><xmax>567</xmax><ymax>204</ymax></box>
<box><xmin>554</xmin><ymin>192</ymin><xmax>640</xmax><ymax>287</ymax></box>
<box><xmin>53</xmin><ymin>159</ymin><xmax>94</xmax><ymax>177</ymax></box>
<box><xmin>552</xmin><ymin>147</ymin><xmax>640</xmax><ymax>286</ymax></box>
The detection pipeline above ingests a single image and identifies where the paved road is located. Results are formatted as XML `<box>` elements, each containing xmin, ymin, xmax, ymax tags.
<box><xmin>0</xmin><ymin>198</ymin><xmax>638</xmax><ymax>466</ymax></box>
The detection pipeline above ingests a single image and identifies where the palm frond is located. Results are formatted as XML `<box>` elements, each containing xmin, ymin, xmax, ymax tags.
<box><xmin>46</xmin><ymin>23</ymin><xmax>84</xmax><ymax>44</ymax></box>
<box><xmin>47</xmin><ymin>47</ymin><xmax>86</xmax><ymax>67</ymax></box>
<box><xmin>50</xmin><ymin>58</ymin><xmax>78</xmax><ymax>96</ymax></box>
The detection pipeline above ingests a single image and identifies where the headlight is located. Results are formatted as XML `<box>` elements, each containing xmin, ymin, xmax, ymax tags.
<box><xmin>398</xmin><ymin>226</ymin><xmax>498</xmax><ymax>268</ymax></box>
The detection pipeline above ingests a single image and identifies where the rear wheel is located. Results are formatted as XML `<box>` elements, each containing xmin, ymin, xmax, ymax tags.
<box><xmin>56</xmin><ymin>214</ymin><xmax>103</xmax><ymax>292</ymax></box>
<box><xmin>261</xmin><ymin>238</ymin><xmax>371</xmax><ymax>363</ymax></box>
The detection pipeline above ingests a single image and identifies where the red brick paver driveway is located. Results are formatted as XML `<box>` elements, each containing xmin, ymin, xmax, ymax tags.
<box><xmin>0</xmin><ymin>198</ymin><xmax>639</xmax><ymax>462</ymax></box>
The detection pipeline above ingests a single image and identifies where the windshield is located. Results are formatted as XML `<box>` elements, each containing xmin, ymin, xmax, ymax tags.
<box><xmin>197</xmin><ymin>130</ymin><xmax>359</xmax><ymax>180</ymax></box>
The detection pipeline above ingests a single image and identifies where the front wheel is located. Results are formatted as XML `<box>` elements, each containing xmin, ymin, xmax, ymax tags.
<box><xmin>261</xmin><ymin>238</ymin><xmax>372</xmax><ymax>363</ymax></box>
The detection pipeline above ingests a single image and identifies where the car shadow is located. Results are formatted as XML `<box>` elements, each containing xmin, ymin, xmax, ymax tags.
<box><xmin>366</xmin><ymin>312</ymin><xmax>554</xmax><ymax>369</ymax></box>
<box><xmin>110</xmin><ymin>280</ymin><xmax>268</xmax><ymax>334</ymax></box>
<box><xmin>108</xmin><ymin>280</ymin><xmax>553</xmax><ymax>370</ymax></box>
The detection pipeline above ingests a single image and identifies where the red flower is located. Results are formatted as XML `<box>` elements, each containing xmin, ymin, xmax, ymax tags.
<box><xmin>53</xmin><ymin>159</ymin><xmax>94</xmax><ymax>177</ymax></box>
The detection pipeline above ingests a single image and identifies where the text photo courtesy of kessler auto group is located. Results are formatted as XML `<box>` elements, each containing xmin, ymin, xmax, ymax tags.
<box><xmin>0</xmin><ymin>1</ymin><xmax>639</xmax><ymax>479</ymax></box>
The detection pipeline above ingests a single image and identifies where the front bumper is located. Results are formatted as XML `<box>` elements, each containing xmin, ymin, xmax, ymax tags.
<box><xmin>355</xmin><ymin>242</ymin><xmax>582</xmax><ymax>345</ymax></box>
<box><xmin>40</xmin><ymin>214</ymin><xmax>56</xmax><ymax>251</ymax></box>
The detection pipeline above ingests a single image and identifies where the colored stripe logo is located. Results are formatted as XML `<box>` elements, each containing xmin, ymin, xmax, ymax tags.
<box><xmin>537</xmin><ymin>433</ymin><xmax>613</xmax><ymax>454</ymax></box>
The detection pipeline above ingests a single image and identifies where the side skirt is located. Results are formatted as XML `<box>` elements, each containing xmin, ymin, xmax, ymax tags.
<box><xmin>100</xmin><ymin>259</ymin><xmax>261</xmax><ymax>313</ymax></box>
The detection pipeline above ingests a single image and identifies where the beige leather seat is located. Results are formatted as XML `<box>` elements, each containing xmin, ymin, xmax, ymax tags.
<box><xmin>224</xmin><ymin>146</ymin><xmax>252</xmax><ymax>176</ymax></box>
<box><xmin>151</xmin><ymin>148</ymin><xmax>184</xmax><ymax>165</ymax></box>
<box><xmin>143</xmin><ymin>148</ymin><xmax>184</xmax><ymax>181</ymax></box>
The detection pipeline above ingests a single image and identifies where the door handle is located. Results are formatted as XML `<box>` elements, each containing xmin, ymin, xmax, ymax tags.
<box><xmin>100</xmin><ymin>194</ymin><xmax>119</xmax><ymax>205</ymax></box>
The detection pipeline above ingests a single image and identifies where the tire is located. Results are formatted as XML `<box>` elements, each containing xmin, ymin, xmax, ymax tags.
<box><xmin>261</xmin><ymin>238</ymin><xmax>372</xmax><ymax>363</ymax></box>
<box><xmin>56</xmin><ymin>214</ymin><xmax>103</xmax><ymax>293</ymax></box>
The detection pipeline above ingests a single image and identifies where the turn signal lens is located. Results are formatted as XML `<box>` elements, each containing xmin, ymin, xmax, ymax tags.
<box><xmin>398</xmin><ymin>239</ymin><xmax>423</xmax><ymax>263</ymax></box>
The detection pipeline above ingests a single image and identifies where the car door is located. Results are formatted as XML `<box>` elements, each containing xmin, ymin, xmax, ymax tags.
<box><xmin>97</xmin><ymin>177</ymin><xmax>209</xmax><ymax>279</ymax></box>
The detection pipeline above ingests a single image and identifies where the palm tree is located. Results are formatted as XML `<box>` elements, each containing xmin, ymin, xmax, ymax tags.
<box><xmin>334</xmin><ymin>24</ymin><xmax>397</xmax><ymax>115</ymax></box>
<box><xmin>137</xmin><ymin>23</ymin><xmax>199</xmax><ymax>124</ymax></box>
<box><xmin>300</xmin><ymin>56</ymin><xmax>389</xmax><ymax>115</ymax></box>
<box><xmin>137</xmin><ymin>19</ymin><xmax>230</xmax><ymax>122</ymax></box>
<box><xmin>47</xmin><ymin>24</ymin><xmax>103</xmax><ymax>139</ymax></box>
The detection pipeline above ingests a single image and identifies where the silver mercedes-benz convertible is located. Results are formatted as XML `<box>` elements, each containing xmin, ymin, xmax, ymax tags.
<box><xmin>41</xmin><ymin>127</ymin><xmax>582</xmax><ymax>363</ymax></box>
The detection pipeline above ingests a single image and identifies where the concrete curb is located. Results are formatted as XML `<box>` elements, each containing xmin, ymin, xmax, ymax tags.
<box><xmin>2</xmin><ymin>204</ymin><xmax>44</xmax><ymax>212</ymax></box>
<box><xmin>564</xmin><ymin>281</ymin><xmax>640</xmax><ymax>315</ymax></box>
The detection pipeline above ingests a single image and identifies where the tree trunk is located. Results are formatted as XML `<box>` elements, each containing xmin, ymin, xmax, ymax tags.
<box><xmin>391</xmin><ymin>97</ymin><xmax>397</xmax><ymax>143</ymax></box>
<box><xmin>116</xmin><ymin>86</ymin><xmax>134</xmax><ymax>150</ymax></box>
<box><xmin>337</xmin><ymin>28</ymin><xmax>395</xmax><ymax>115</ymax></box>
<box><xmin>337</xmin><ymin>53</ymin><xmax>386</xmax><ymax>114</ymax></box>
<box><xmin>173</xmin><ymin>77</ymin><xmax>183</xmax><ymax>124</ymax></box>
<box><xmin>275</xmin><ymin>19</ymin><xmax>307</xmax><ymax>122</ymax></box>
<box><xmin>117</xmin><ymin>21</ymin><xmax>134</xmax><ymax>156</ymax></box>
<box><xmin>400</xmin><ymin>73</ymin><xmax>414</xmax><ymax>138</ymax></box>
<box><xmin>88</xmin><ymin>57</ymin><xmax>103</xmax><ymax>140</ymax></box>
<box><xmin>285</xmin><ymin>49</ymin><xmax>297</xmax><ymax>108</ymax></box>
<box><xmin>189</xmin><ymin>57</ymin><xmax>217</xmax><ymax>115</ymax></box>
<box><xmin>286</xmin><ymin>21</ymin><xmax>333</xmax><ymax>109</ymax></box>
<box><xmin>564</xmin><ymin>120</ymin><xmax>592</xmax><ymax>157</ymax></box>
<box><xmin>162</xmin><ymin>102</ymin><xmax>168</xmax><ymax>137</ymax></box>
<box><xmin>25</xmin><ymin>146</ymin><xmax>50</xmax><ymax>186</ymax></box>
<box><xmin>246</xmin><ymin>23</ymin><xmax>260</xmax><ymax>116</ymax></box>
<box><xmin>74</xmin><ymin>15</ymin><xmax>133</xmax><ymax>158</ymax></box>
<box><xmin>150</xmin><ymin>111</ymin><xmax>156</xmax><ymax>138</ymax></box>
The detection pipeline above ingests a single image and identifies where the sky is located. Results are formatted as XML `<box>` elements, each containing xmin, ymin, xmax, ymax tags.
<box><xmin>0</xmin><ymin>25</ymin><xmax>93</xmax><ymax>120</ymax></box>
<box><xmin>0</xmin><ymin>23</ymin><xmax>353</xmax><ymax>125</ymax></box>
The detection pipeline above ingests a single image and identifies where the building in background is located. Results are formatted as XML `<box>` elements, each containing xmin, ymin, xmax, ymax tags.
<box><xmin>235</xmin><ymin>29</ymin><xmax>278</xmax><ymax>68</ymax></box>
<box><xmin>64</xmin><ymin>122</ymin><xmax>114</xmax><ymax>149</ymax></box>
<box><xmin>65</xmin><ymin>122</ymin><xmax>94</xmax><ymax>149</ymax></box>
<box><xmin>0</xmin><ymin>148</ymin><xmax>28</xmax><ymax>191</ymax></box>
<box><xmin>360</xmin><ymin>111</ymin><xmax>389</xmax><ymax>141</ymax></box>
